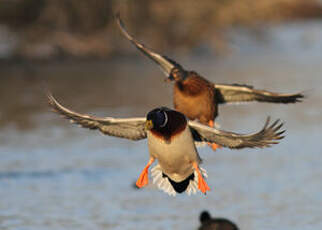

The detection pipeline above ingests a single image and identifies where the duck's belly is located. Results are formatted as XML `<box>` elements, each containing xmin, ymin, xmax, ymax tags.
<box><xmin>147</xmin><ymin>127</ymin><xmax>200</xmax><ymax>182</ymax></box>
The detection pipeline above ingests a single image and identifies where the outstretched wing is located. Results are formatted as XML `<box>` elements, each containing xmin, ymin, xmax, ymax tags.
<box><xmin>47</xmin><ymin>93</ymin><xmax>147</xmax><ymax>140</ymax></box>
<box><xmin>188</xmin><ymin>118</ymin><xmax>285</xmax><ymax>149</ymax></box>
<box><xmin>115</xmin><ymin>13</ymin><xmax>182</xmax><ymax>76</ymax></box>
<box><xmin>215</xmin><ymin>83</ymin><xmax>304</xmax><ymax>104</ymax></box>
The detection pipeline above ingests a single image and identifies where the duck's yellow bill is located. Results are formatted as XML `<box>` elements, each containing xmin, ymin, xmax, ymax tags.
<box><xmin>145</xmin><ymin>120</ymin><xmax>154</xmax><ymax>130</ymax></box>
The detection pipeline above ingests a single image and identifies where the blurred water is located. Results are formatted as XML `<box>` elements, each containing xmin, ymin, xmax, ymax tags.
<box><xmin>0</xmin><ymin>21</ymin><xmax>322</xmax><ymax>230</ymax></box>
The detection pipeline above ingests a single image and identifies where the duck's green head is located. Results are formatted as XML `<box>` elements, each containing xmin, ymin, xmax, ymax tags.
<box><xmin>145</xmin><ymin>107</ymin><xmax>169</xmax><ymax>131</ymax></box>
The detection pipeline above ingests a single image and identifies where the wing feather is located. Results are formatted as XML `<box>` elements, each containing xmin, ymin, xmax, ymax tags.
<box><xmin>115</xmin><ymin>13</ymin><xmax>182</xmax><ymax>76</ymax></box>
<box><xmin>47</xmin><ymin>92</ymin><xmax>147</xmax><ymax>140</ymax></box>
<box><xmin>188</xmin><ymin>117</ymin><xmax>285</xmax><ymax>149</ymax></box>
<box><xmin>215</xmin><ymin>83</ymin><xmax>304</xmax><ymax>104</ymax></box>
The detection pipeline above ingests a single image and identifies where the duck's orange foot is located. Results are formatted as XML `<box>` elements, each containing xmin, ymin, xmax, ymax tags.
<box><xmin>207</xmin><ymin>142</ymin><xmax>222</xmax><ymax>151</ymax></box>
<box><xmin>207</xmin><ymin>120</ymin><xmax>222</xmax><ymax>151</ymax></box>
<box><xmin>136</xmin><ymin>167</ymin><xmax>149</xmax><ymax>188</ymax></box>
<box><xmin>136</xmin><ymin>157</ymin><xmax>155</xmax><ymax>188</ymax></box>
<box><xmin>193</xmin><ymin>162</ymin><xmax>211</xmax><ymax>194</ymax></box>
<box><xmin>197</xmin><ymin>173</ymin><xmax>211</xmax><ymax>194</ymax></box>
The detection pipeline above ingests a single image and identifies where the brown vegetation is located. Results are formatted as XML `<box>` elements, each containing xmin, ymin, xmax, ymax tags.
<box><xmin>0</xmin><ymin>0</ymin><xmax>321</xmax><ymax>59</ymax></box>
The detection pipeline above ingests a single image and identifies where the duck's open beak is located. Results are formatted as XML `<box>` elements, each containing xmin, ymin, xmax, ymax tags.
<box><xmin>145</xmin><ymin>120</ymin><xmax>154</xmax><ymax>130</ymax></box>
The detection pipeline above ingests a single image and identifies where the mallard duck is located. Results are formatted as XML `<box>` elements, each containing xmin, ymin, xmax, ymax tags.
<box><xmin>47</xmin><ymin>93</ymin><xmax>284</xmax><ymax>196</ymax></box>
<box><xmin>116</xmin><ymin>13</ymin><xmax>302</xmax><ymax>150</ymax></box>
<box><xmin>199</xmin><ymin>211</ymin><xmax>239</xmax><ymax>230</ymax></box>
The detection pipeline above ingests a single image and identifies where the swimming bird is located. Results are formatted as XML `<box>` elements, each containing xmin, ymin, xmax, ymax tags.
<box><xmin>199</xmin><ymin>211</ymin><xmax>239</xmax><ymax>230</ymax></box>
<box><xmin>47</xmin><ymin>93</ymin><xmax>284</xmax><ymax>196</ymax></box>
<box><xmin>116</xmin><ymin>14</ymin><xmax>302</xmax><ymax>150</ymax></box>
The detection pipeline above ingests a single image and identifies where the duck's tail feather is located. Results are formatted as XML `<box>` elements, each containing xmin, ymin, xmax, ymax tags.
<box><xmin>151</xmin><ymin>164</ymin><xmax>208</xmax><ymax>196</ymax></box>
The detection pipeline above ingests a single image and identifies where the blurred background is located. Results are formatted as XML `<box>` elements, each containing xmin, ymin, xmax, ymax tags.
<box><xmin>0</xmin><ymin>0</ymin><xmax>322</xmax><ymax>229</ymax></box>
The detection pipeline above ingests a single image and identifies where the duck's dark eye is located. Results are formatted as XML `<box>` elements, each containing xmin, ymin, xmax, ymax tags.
<box><xmin>172</xmin><ymin>68</ymin><xmax>179</xmax><ymax>76</ymax></box>
<box><xmin>171</xmin><ymin>68</ymin><xmax>184</xmax><ymax>80</ymax></box>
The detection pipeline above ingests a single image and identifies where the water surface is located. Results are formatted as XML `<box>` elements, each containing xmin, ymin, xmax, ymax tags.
<box><xmin>0</xmin><ymin>21</ymin><xmax>321</xmax><ymax>230</ymax></box>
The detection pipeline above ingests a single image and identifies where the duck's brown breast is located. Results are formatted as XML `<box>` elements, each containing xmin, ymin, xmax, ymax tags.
<box><xmin>174</xmin><ymin>73</ymin><xmax>217</xmax><ymax>124</ymax></box>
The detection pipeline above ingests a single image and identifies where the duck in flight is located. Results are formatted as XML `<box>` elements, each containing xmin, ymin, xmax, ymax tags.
<box><xmin>115</xmin><ymin>13</ymin><xmax>302</xmax><ymax>150</ymax></box>
<box><xmin>48</xmin><ymin>93</ymin><xmax>284</xmax><ymax>196</ymax></box>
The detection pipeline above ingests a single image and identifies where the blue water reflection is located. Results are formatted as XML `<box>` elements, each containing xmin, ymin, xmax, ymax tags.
<box><xmin>0</xmin><ymin>21</ymin><xmax>322</xmax><ymax>230</ymax></box>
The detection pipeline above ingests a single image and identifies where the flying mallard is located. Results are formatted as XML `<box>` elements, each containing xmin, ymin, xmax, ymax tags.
<box><xmin>48</xmin><ymin>93</ymin><xmax>284</xmax><ymax>196</ymax></box>
<box><xmin>115</xmin><ymin>13</ymin><xmax>301</xmax><ymax>150</ymax></box>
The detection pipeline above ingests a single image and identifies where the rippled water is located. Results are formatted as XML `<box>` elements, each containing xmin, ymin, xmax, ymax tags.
<box><xmin>0</xmin><ymin>21</ymin><xmax>322</xmax><ymax>230</ymax></box>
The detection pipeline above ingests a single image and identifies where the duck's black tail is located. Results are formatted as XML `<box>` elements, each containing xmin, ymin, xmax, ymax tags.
<box><xmin>165</xmin><ymin>173</ymin><xmax>195</xmax><ymax>193</ymax></box>
<box><xmin>151</xmin><ymin>164</ymin><xmax>208</xmax><ymax>196</ymax></box>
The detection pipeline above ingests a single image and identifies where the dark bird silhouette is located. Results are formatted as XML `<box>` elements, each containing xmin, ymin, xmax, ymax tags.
<box><xmin>116</xmin><ymin>13</ymin><xmax>302</xmax><ymax>150</ymax></box>
<box><xmin>199</xmin><ymin>211</ymin><xmax>239</xmax><ymax>230</ymax></box>
<box><xmin>48</xmin><ymin>92</ymin><xmax>284</xmax><ymax>196</ymax></box>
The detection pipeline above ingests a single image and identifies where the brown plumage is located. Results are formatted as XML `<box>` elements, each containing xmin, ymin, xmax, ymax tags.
<box><xmin>116</xmin><ymin>13</ymin><xmax>304</xmax><ymax>126</ymax></box>
<box><xmin>173</xmin><ymin>72</ymin><xmax>217</xmax><ymax>125</ymax></box>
